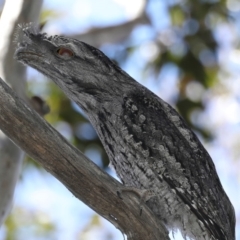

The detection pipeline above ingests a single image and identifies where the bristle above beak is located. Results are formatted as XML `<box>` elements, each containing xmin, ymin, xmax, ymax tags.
<box><xmin>13</xmin><ymin>22</ymin><xmax>40</xmax><ymax>46</ymax></box>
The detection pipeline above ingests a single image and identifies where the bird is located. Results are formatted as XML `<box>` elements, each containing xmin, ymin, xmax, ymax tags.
<box><xmin>15</xmin><ymin>24</ymin><xmax>235</xmax><ymax>240</ymax></box>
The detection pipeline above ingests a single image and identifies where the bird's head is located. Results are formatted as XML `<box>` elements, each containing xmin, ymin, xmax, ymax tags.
<box><xmin>14</xmin><ymin>24</ymin><xmax>134</xmax><ymax>110</ymax></box>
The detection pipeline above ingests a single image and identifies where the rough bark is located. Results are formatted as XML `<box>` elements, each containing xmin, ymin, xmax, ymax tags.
<box><xmin>0</xmin><ymin>77</ymin><xmax>169</xmax><ymax>240</ymax></box>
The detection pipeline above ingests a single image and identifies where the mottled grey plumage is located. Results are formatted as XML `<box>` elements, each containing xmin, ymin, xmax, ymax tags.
<box><xmin>15</xmin><ymin>24</ymin><xmax>235</xmax><ymax>240</ymax></box>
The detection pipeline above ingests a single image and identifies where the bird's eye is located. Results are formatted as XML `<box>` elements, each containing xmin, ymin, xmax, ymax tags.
<box><xmin>56</xmin><ymin>47</ymin><xmax>74</xmax><ymax>59</ymax></box>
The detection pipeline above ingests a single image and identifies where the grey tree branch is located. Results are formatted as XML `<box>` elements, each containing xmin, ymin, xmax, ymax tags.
<box><xmin>71</xmin><ymin>11</ymin><xmax>150</xmax><ymax>47</ymax></box>
<box><xmin>0</xmin><ymin>77</ymin><xmax>169</xmax><ymax>240</ymax></box>
<box><xmin>0</xmin><ymin>0</ymin><xmax>43</xmax><ymax>225</ymax></box>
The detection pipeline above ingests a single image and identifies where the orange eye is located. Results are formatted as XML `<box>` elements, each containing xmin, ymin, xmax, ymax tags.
<box><xmin>56</xmin><ymin>47</ymin><xmax>74</xmax><ymax>59</ymax></box>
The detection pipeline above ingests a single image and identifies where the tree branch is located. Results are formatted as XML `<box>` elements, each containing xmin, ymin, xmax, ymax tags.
<box><xmin>0</xmin><ymin>0</ymin><xmax>43</xmax><ymax>225</ymax></box>
<box><xmin>0</xmin><ymin>77</ymin><xmax>170</xmax><ymax>240</ymax></box>
<box><xmin>70</xmin><ymin>11</ymin><xmax>150</xmax><ymax>47</ymax></box>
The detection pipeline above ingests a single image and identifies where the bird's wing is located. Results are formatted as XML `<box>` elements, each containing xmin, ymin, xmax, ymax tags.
<box><xmin>121</xmin><ymin>90</ymin><xmax>235</xmax><ymax>239</ymax></box>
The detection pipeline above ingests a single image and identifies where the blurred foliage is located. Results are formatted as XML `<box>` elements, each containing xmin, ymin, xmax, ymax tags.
<box><xmin>5</xmin><ymin>207</ymin><xmax>55</xmax><ymax>240</ymax></box>
<box><xmin>77</xmin><ymin>214</ymin><xmax>115</xmax><ymax>240</ymax></box>
<box><xmin>148</xmin><ymin>0</ymin><xmax>230</xmax><ymax>137</ymax></box>
<box><xmin>39</xmin><ymin>8</ymin><xmax>62</xmax><ymax>30</ymax></box>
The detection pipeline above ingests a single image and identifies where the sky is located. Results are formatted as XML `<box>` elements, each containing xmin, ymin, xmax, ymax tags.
<box><xmin>0</xmin><ymin>0</ymin><xmax>240</xmax><ymax>239</ymax></box>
